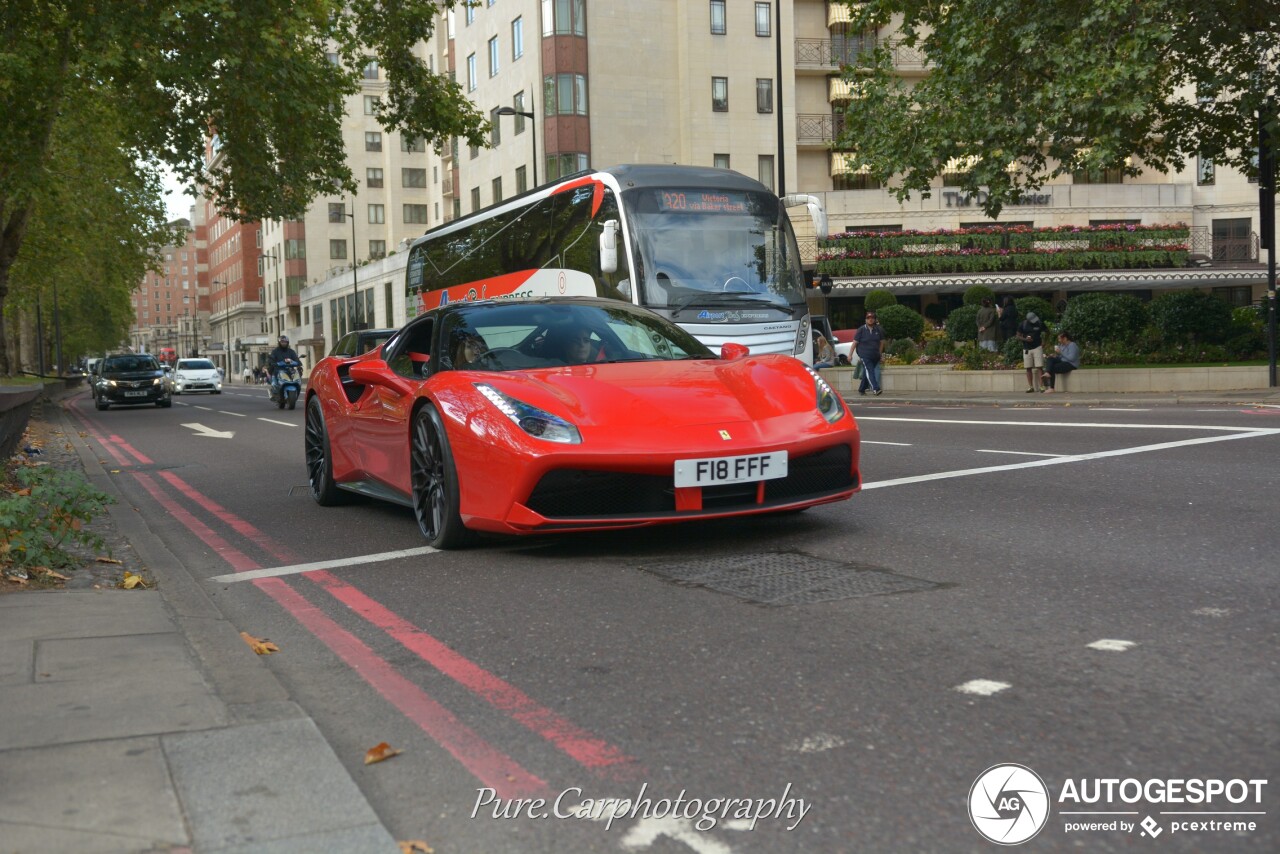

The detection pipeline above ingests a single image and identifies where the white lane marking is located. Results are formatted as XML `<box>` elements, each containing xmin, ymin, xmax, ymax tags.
<box><xmin>194</xmin><ymin>405</ymin><xmax>213</xmax><ymax>411</ymax></box>
<box><xmin>1090</xmin><ymin>407</ymin><xmax>1151</xmax><ymax>412</ymax></box>
<box><xmin>1087</xmin><ymin>639</ymin><xmax>1136</xmax><ymax>652</ymax></box>
<box><xmin>857</xmin><ymin>416</ymin><xmax>1253</xmax><ymax>432</ymax></box>
<box><xmin>862</xmin><ymin>429</ymin><xmax>1279</xmax><ymax>490</ymax></box>
<box><xmin>863</xmin><ymin>440</ymin><xmax>913</xmax><ymax>446</ymax></box>
<box><xmin>974</xmin><ymin>449</ymin><xmax>1066</xmax><ymax>457</ymax></box>
<box><xmin>1192</xmin><ymin>607</ymin><xmax>1232</xmax><ymax>617</ymax></box>
<box><xmin>258</xmin><ymin>417</ymin><xmax>297</xmax><ymax>427</ymax></box>
<box><xmin>786</xmin><ymin>733</ymin><xmax>846</xmax><ymax>753</ymax></box>
<box><xmin>180</xmin><ymin>423</ymin><xmax>235</xmax><ymax>439</ymax></box>
<box><xmin>210</xmin><ymin>546</ymin><xmax>438</xmax><ymax>583</ymax></box>
<box><xmin>175</xmin><ymin>401</ymin><xmax>190</xmax><ymax>406</ymax></box>
<box><xmin>956</xmin><ymin>679</ymin><xmax>1010</xmax><ymax>696</ymax></box>
<box><xmin>219</xmin><ymin>411</ymin><xmax>246</xmax><ymax>417</ymax></box>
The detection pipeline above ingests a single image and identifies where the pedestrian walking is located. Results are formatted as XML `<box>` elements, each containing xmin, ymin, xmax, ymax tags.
<box><xmin>242</xmin><ymin>365</ymin><xmax>253</xmax><ymax>384</ymax></box>
<box><xmin>976</xmin><ymin>298</ymin><xmax>999</xmax><ymax>352</ymax></box>
<box><xmin>853</xmin><ymin>311</ymin><xmax>886</xmax><ymax>395</ymax></box>
<box><xmin>1016</xmin><ymin>311</ymin><xmax>1048</xmax><ymax>393</ymax></box>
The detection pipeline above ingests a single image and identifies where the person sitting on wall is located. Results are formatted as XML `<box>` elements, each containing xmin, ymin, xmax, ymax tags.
<box><xmin>1043</xmin><ymin>331</ymin><xmax>1081</xmax><ymax>393</ymax></box>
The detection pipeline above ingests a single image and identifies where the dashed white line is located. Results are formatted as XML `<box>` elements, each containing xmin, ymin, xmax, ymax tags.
<box><xmin>1087</xmin><ymin>639</ymin><xmax>1136</xmax><ymax>652</ymax></box>
<box><xmin>257</xmin><ymin>417</ymin><xmax>297</xmax><ymax>427</ymax></box>
<box><xmin>863</xmin><ymin>440</ymin><xmax>913</xmax><ymax>446</ymax></box>
<box><xmin>955</xmin><ymin>680</ymin><xmax>1010</xmax><ymax>696</ymax></box>
<box><xmin>857</xmin><ymin>416</ymin><xmax>1252</xmax><ymax>431</ymax></box>
<box><xmin>210</xmin><ymin>546</ymin><xmax>439</xmax><ymax>583</ymax></box>
<box><xmin>974</xmin><ymin>449</ymin><xmax>1066</xmax><ymax>457</ymax></box>
<box><xmin>194</xmin><ymin>405</ymin><xmax>213</xmax><ymax>411</ymax></box>
<box><xmin>1090</xmin><ymin>408</ymin><xmax>1151</xmax><ymax>412</ymax></box>
<box><xmin>219</xmin><ymin>411</ymin><xmax>246</xmax><ymax>417</ymax></box>
<box><xmin>1192</xmin><ymin>607</ymin><xmax>1232</xmax><ymax>617</ymax></box>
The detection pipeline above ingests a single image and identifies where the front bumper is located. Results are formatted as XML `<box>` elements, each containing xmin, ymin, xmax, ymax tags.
<box><xmin>97</xmin><ymin>383</ymin><xmax>169</xmax><ymax>404</ymax></box>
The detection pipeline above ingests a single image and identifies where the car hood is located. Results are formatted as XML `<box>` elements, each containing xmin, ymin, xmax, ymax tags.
<box><xmin>100</xmin><ymin>371</ymin><xmax>163</xmax><ymax>381</ymax></box>
<box><xmin>177</xmin><ymin>370</ymin><xmax>219</xmax><ymax>378</ymax></box>
<box><xmin>482</xmin><ymin>356</ymin><xmax>820</xmax><ymax>429</ymax></box>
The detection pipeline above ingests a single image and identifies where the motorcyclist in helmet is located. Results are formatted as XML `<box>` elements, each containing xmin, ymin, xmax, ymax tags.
<box><xmin>266</xmin><ymin>335</ymin><xmax>301</xmax><ymax>400</ymax></box>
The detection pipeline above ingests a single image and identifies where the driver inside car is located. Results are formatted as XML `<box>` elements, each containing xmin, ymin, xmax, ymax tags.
<box><xmin>550</xmin><ymin>324</ymin><xmax>604</xmax><ymax>365</ymax></box>
<box><xmin>451</xmin><ymin>332</ymin><xmax>489</xmax><ymax>369</ymax></box>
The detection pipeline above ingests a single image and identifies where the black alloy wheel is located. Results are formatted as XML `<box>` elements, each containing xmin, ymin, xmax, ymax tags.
<box><xmin>409</xmin><ymin>405</ymin><xmax>472</xmax><ymax>549</ymax></box>
<box><xmin>305</xmin><ymin>396</ymin><xmax>347</xmax><ymax>505</ymax></box>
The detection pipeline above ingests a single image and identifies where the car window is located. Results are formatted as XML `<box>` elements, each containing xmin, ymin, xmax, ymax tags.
<box><xmin>387</xmin><ymin>320</ymin><xmax>434</xmax><ymax>378</ymax></box>
<box><xmin>358</xmin><ymin>332</ymin><xmax>394</xmax><ymax>355</ymax></box>
<box><xmin>331</xmin><ymin>333</ymin><xmax>355</xmax><ymax>357</ymax></box>
<box><xmin>104</xmin><ymin>356</ymin><xmax>160</xmax><ymax>372</ymax></box>
<box><xmin>178</xmin><ymin>359</ymin><xmax>215</xmax><ymax>370</ymax></box>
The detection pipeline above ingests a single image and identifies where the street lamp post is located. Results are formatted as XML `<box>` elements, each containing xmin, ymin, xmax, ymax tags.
<box><xmin>341</xmin><ymin>204</ymin><xmax>363</xmax><ymax>330</ymax></box>
<box><xmin>496</xmin><ymin>105</ymin><xmax>537</xmax><ymax>189</ymax></box>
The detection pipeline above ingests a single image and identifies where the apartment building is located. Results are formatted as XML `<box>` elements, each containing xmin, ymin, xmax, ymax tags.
<box><xmin>129</xmin><ymin>217</ymin><xmax>209</xmax><ymax>361</ymax></box>
<box><xmin>288</xmin><ymin>0</ymin><xmax>1272</xmax><ymax>351</ymax></box>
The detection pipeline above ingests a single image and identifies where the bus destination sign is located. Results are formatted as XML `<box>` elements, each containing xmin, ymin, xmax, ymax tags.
<box><xmin>657</xmin><ymin>191</ymin><xmax>749</xmax><ymax>214</ymax></box>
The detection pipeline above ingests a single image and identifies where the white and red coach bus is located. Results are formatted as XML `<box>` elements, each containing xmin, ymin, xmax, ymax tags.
<box><xmin>404</xmin><ymin>164</ymin><xmax>826</xmax><ymax>363</ymax></box>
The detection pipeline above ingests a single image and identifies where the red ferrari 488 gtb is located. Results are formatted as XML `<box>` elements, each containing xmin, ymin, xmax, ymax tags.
<box><xmin>305</xmin><ymin>297</ymin><xmax>860</xmax><ymax>548</ymax></box>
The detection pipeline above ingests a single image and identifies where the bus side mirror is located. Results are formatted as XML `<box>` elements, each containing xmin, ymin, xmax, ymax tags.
<box><xmin>599</xmin><ymin>219</ymin><xmax>618</xmax><ymax>274</ymax></box>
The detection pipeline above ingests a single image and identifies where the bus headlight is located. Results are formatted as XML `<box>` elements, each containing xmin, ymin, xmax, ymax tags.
<box><xmin>793</xmin><ymin>315</ymin><xmax>811</xmax><ymax>356</ymax></box>
<box><xmin>805</xmin><ymin>367</ymin><xmax>846</xmax><ymax>424</ymax></box>
<box><xmin>476</xmin><ymin>384</ymin><xmax>582</xmax><ymax>444</ymax></box>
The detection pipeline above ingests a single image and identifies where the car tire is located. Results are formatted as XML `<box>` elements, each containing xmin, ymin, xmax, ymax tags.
<box><xmin>286</xmin><ymin>388</ymin><xmax>298</xmax><ymax>410</ymax></box>
<box><xmin>410</xmin><ymin>404</ymin><xmax>474</xmax><ymax>549</ymax></box>
<box><xmin>96</xmin><ymin>399</ymin><xmax>109</xmax><ymax>411</ymax></box>
<box><xmin>158</xmin><ymin>397</ymin><xmax>173</xmax><ymax>408</ymax></box>
<box><xmin>213</xmin><ymin>389</ymin><xmax>221</xmax><ymax>395</ymax></box>
<box><xmin>305</xmin><ymin>395</ymin><xmax>348</xmax><ymax>506</ymax></box>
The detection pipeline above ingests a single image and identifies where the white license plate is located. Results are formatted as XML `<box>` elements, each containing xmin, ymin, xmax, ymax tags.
<box><xmin>674</xmin><ymin>451</ymin><xmax>788</xmax><ymax>487</ymax></box>
<box><xmin>124</xmin><ymin>390</ymin><xmax>148</xmax><ymax>397</ymax></box>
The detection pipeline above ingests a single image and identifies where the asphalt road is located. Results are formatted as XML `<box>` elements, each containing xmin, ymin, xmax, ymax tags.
<box><xmin>66</xmin><ymin>386</ymin><xmax>1279</xmax><ymax>853</ymax></box>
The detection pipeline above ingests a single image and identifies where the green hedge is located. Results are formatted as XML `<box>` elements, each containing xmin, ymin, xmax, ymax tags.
<box><xmin>817</xmin><ymin>248</ymin><xmax>1188</xmax><ymax>277</ymax></box>
<box><xmin>820</xmin><ymin>223</ymin><xmax>1190</xmax><ymax>255</ymax></box>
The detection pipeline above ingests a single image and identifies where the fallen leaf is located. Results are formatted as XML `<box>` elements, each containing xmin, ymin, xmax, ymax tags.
<box><xmin>33</xmin><ymin>568</ymin><xmax>69</xmax><ymax>580</ymax></box>
<box><xmin>364</xmin><ymin>742</ymin><xmax>402</xmax><ymax>765</ymax></box>
<box><xmin>398</xmin><ymin>841</ymin><xmax>433</xmax><ymax>854</ymax></box>
<box><xmin>95</xmin><ymin>557</ymin><xmax>123</xmax><ymax>565</ymax></box>
<box><xmin>7</xmin><ymin>576</ymin><xmax>28</xmax><ymax>585</ymax></box>
<box><xmin>120</xmin><ymin>572</ymin><xmax>147</xmax><ymax>589</ymax></box>
<box><xmin>239</xmin><ymin>632</ymin><xmax>280</xmax><ymax>655</ymax></box>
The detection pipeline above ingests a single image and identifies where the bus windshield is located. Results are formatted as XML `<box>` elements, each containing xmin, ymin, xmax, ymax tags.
<box><xmin>623</xmin><ymin>188</ymin><xmax>807</xmax><ymax>313</ymax></box>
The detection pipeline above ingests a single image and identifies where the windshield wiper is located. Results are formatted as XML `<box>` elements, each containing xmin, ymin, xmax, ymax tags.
<box><xmin>669</xmin><ymin>292</ymin><xmax>795</xmax><ymax>317</ymax></box>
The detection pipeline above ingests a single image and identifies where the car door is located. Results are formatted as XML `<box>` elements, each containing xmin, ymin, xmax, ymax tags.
<box><xmin>350</xmin><ymin>319</ymin><xmax>431</xmax><ymax>495</ymax></box>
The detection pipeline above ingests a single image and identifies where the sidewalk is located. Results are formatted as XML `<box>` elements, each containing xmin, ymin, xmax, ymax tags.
<box><xmin>0</xmin><ymin>393</ymin><xmax>398</xmax><ymax>854</ymax></box>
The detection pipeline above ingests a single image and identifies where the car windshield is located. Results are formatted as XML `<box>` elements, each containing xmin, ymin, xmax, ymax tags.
<box><xmin>178</xmin><ymin>359</ymin><xmax>215</xmax><ymax>370</ymax></box>
<box><xmin>359</xmin><ymin>332</ymin><xmax>394</xmax><ymax>354</ymax></box>
<box><xmin>623</xmin><ymin>187</ymin><xmax>807</xmax><ymax>313</ymax></box>
<box><xmin>438</xmin><ymin>300</ymin><xmax>715</xmax><ymax>372</ymax></box>
<box><xmin>104</xmin><ymin>356</ymin><xmax>159</xmax><ymax>372</ymax></box>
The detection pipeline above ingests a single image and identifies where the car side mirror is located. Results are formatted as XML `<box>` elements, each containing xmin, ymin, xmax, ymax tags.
<box><xmin>348</xmin><ymin>359</ymin><xmax>413</xmax><ymax>396</ymax></box>
<box><xmin>720</xmin><ymin>342</ymin><xmax>749</xmax><ymax>360</ymax></box>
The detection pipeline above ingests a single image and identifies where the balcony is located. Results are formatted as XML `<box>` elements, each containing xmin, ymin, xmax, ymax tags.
<box><xmin>797</xmin><ymin>113</ymin><xmax>845</xmax><ymax>146</ymax></box>
<box><xmin>794</xmin><ymin>38</ymin><xmax>927</xmax><ymax>73</ymax></box>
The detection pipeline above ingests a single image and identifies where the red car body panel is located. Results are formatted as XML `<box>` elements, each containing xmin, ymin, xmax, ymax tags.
<box><xmin>308</xmin><ymin>316</ymin><xmax>860</xmax><ymax>540</ymax></box>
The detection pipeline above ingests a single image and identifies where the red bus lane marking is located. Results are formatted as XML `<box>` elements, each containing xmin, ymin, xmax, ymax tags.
<box><xmin>65</xmin><ymin>401</ymin><xmax>135</xmax><ymax>468</ymax></box>
<box><xmin>260</xmin><ymin>577</ymin><xmax>547</xmax><ymax>798</ymax></box>
<box><xmin>126</xmin><ymin>472</ymin><xmax>547</xmax><ymax>797</ymax></box>
<box><xmin>156</xmin><ymin>470</ymin><xmax>294</xmax><ymax>565</ymax></box>
<box><xmin>307</xmin><ymin>570</ymin><xmax>641</xmax><ymax>780</ymax></box>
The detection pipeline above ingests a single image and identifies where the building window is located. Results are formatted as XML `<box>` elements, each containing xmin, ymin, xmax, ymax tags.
<box><xmin>401</xmin><ymin>136</ymin><xmax>426</xmax><ymax>153</ymax></box>
<box><xmin>363</xmin><ymin>59</ymin><xmax>379</xmax><ymax>80</ymax></box>
<box><xmin>756</xmin><ymin>78</ymin><xmax>773</xmax><ymax>113</ymax></box>
<box><xmin>471</xmin><ymin>187</ymin><xmax>481</xmax><ymax>211</ymax></box>
<box><xmin>368</xmin><ymin>204</ymin><xmax>385</xmax><ymax>224</ymax></box>
<box><xmin>512</xmin><ymin>16</ymin><xmax>524</xmax><ymax>58</ymax></box>
<box><xmin>470</xmin><ymin>143</ymin><xmax>480</xmax><ymax>159</ymax></box>
<box><xmin>490</xmin><ymin>106</ymin><xmax>502</xmax><ymax>145</ymax></box>
<box><xmin>1197</xmin><ymin>156</ymin><xmax>1215</xmax><ymax>186</ymax></box>
<box><xmin>285</xmin><ymin>239</ymin><xmax>306</xmax><ymax>259</ymax></box>
<box><xmin>712</xmin><ymin>77</ymin><xmax>728</xmax><ymax>112</ymax></box>
<box><xmin>369</xmin><ymin>240</ymin><xmax>386</xmax><ymax>259</ymax></box>
<box><xmin>541</xmin><ymin>0</ymin><xmax>586</xmax><ymax>36</ymax></box>
<box><xmin>402</xmin><ymin>168</ymin><xmax>427</xmax><ymax>188</ymax></box>
<box><xmin>758</xmin><ymin>155</ymin><xmax>774</xmax><ymax>191</ymax></box>
<box><xmin>710</xmin><ymin>0</ymin><xmax>726</xmax><ymax>34</ymax></box>
<box><xmin>467</xmin><ymin>53</ymin><xmax>477</xmax><ymax>91</ymax></box>
<box><xmin>465</xmin><ymin>5</ymin><xmax>475</xmax><ymax>25</ymax></box>
<box><xmin>1072</xmin><ymin>165</ymin><xmax>1124</xmax><ymax>184</ymax></box>
<box><xmin>328</xmin><ymin>203</ymin><xmax>345</xmax><ymax>223</ymax></box>
<box><xmin>516</xmin><ymin>165</ymin><xmax>528</xmax><ymax>194</ymax></box>
<box><xmin>513</xmin><ymin>91</ymin><xmax>527</xmax><ymax>132</ymax></box>
<box><xmin>325</xmin><ymin>51</ymin><xmax>339</xmax><ymax>65</ymax></box>
<box><xmin>713</xmin><ymin>153</ymin><xmax>730</xmax><ymax>170</ymax></box>
<box><xmin>404</xmin><ymin>204</ymin><xmax>429</xmax><ymax>224</ymax></box>
<box><xmin>546</xmin><ymin>153</ymin><xmax>589</xmax><ymax>181</ymax></box>
<box><xmin>755</xmin><ymin>2</ymin><xmax>771</xmax><ymax>37</ymax></box>
<box><xmin>330</xmin><ymin>239</ymin><xmax>347</xmax><ymax>260</ymax></box>
<box><xmin>363</xmin><ymin>95</ymin><xmax>379</xmax><ymax>115</ymax></box>
<box><xmin>365</xmin><ymin>132</ymin><xmax>382</xmax><ymax>152</ymax></box>
<box><xmin>366</xmin><ymin>167</ymin><xmax>384</xmax><ymax>188</ymax></box>
<box><xmin>489</xmin><ymin>36</ymin><xmax>500</xmax><ymax>77</ymax></box>
<box><xmin>492</xmin><ymin>177</ymin><xmax>503</xmax><ymax>203</ymax></box>
<box><xmin>544</xmin><ymin>73</ymin><xmax>588</xmax><ymax>116</ymax></box>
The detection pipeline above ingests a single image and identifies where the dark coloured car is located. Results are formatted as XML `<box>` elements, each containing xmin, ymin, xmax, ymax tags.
<box><xmin>93</xmin><ymin>354</ymin><xmax>173</xmax><ymax>410</ymax></box>
<box><xmin>330</xmin><ymin>328</ymin><xmax>397</xmax><ymax>358</ymax></box>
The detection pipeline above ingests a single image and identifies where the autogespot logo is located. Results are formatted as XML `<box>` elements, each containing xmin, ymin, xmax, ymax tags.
<box><xmin>969</xmin><ymin>764</ymin><xmax>1051</xmax><ymax>845</ymax></box>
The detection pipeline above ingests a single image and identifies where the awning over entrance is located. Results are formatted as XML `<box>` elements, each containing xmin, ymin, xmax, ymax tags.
<box><xmin>827</xmin><ymin>267</ymin><xmax>1266</xmax><ymax>295</ymax></box>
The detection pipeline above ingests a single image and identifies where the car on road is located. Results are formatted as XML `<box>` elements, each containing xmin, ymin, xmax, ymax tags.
<box><xmin>92</xmin><ymin>354</ymin><xmax>173</xmax><ymax>410</ymax></box>
<box><xmin>330</xmin><ymin>328</ymin><xmax>397</xmax><ymax>358</ymax></box>
<box><xmin>172</xmin><ymin>358</ymin><xmax>223</xmax><ymax>394</ymax></box>
<box><xmin>305</xmin><ymin>297</ymin><xmax>861</xmax><ymax>548</ymax></box>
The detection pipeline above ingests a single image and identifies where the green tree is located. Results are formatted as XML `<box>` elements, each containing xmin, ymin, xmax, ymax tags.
<box><xmin>1059</xmin><ymin>293</ymin><xmax>1149</xmax><ymax>345</ymax></box>
<box><xmin>876</xmin><ymin>304</ymin><xmax>926</xmax><ymax>342</ymax></box>
<box><xmin>945</xmin><ymin>304</ymin><xmax>979</xmax><ymax>343</ymax></box>
<box><xmin>0</xmin><ymin>0</ymin><xmax>486</xmax><ymax>374</ymax></box>
<box><xmin>835</xmin><ymin>1</ymin><xmax>1279</xmax><ymax>217</ymax></box>
<box><xmin>962</xmin><ymin>285</ymin><xmax>996</xmax><ymax>306</ymax></box>
<box><xmin>1149</xmin><ymin>290</ymin><xmax>1234</xmax><ymax>345</ymax></box>
<box><xmin>864</xmin><ymin>289</ymin><xmax>898</xmax><ymax>312</ymax></box>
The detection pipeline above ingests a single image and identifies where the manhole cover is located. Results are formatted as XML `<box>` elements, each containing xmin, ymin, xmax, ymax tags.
<box><xmin>641</xmin><ymin>552</ymin><xmax>939</xmax><ymax>606</ymax></box>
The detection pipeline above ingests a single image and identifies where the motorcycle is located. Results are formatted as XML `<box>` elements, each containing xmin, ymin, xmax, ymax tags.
<box><xmin>268</xmin><ymin>359</ymin><xmax>302</xmax><ymax>410</ymax></box>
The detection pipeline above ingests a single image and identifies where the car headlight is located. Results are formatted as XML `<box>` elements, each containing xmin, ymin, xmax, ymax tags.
<box><xmin>152</xmin><ymin>377</ymin><xmax>164</xmax><ymax>386</ymax></box>
<box><xmin>476</xmin><ymin>384</ymin><xmax>582</xmax><ymax>444</ymax></box>
<box><xmin>805</xmin><ymin>367</ymin><xmax>846</xmax><ymax>424</ymax></box>
<box><xmin>105</xmin><ymin>380</ymin><xmax>118</xmax><ymax>388</ymax></box>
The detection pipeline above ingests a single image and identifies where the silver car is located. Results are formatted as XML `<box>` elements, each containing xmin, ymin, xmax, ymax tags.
<box><xmin>172</xmin><ymin>358</ymin><xmax>223</xmax><ymax>394</ymax></box>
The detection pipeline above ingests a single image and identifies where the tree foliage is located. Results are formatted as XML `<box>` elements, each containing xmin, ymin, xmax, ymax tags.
<box><xmin>837</xmin><ymin>1</ymin><xmax>1280</xmax><ymax>217</ymax></box>
<box><xmin>876</xmin><ymin>303</ymin><xmax>926</xmax><ymax>342</ymax></box>
<box><xmin>1059</xmin><ymin>293</ymin><xmax>1149</xmax><ymax>345</ymax></box>
<box><xmin>0</xmin><ymin>0</ymin><xmax>484</xmax><ymax>373</ymax></box>
<box><xmin>1149</xmin><ymin>290</ymin><xmax>1234</xmax><ymax>345</ymax></box>
<box><xmin>863</xmin><ymin>289</ymin><xmax>898</xmax><ymax>312</ymax></box>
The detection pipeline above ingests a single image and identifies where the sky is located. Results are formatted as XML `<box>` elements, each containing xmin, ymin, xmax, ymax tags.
<box><xmin>161</xmin><ymin>166</ymin><xmax>195</xmax><ymax>221</ymax></box>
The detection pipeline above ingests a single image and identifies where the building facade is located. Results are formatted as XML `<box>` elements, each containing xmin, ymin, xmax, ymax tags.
<box><xmin>129</xmin><ymin>217</ymin><xmax>210</xmax><ymax>362</ymax></box>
